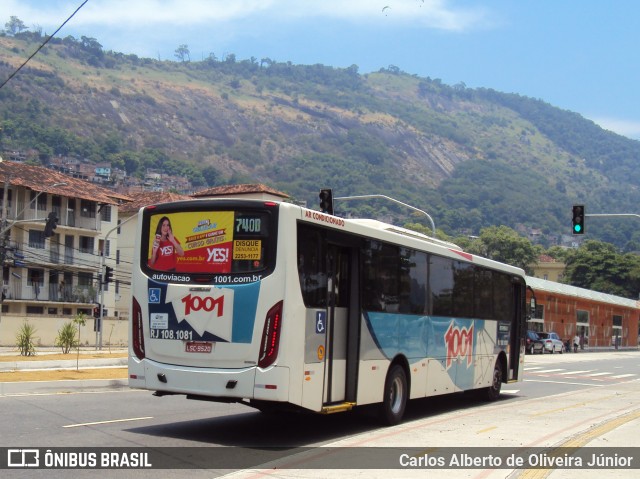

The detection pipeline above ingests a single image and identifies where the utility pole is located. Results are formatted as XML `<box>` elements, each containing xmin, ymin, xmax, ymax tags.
<box><xmin>1</xmin><ymin>174</ymin><xmax>8</xmax><ymax>262</ymax></box>
<box><xmin>0</xmin><ymin>169</ymin><xmax>8</xmax><ymax>326</ymax></box>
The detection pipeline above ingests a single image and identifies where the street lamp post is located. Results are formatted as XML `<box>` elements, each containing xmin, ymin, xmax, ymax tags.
<box><xmin>96</xmin><ymin>212</ymin><xmax>138</xmax><ymax>350</ymax></box>
<box><xmin>333</xmin><ymin>194</ymin><xmax>437</xmax><ymax>235</ymax></box>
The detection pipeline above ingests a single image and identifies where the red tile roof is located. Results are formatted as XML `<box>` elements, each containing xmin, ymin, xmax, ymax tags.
<box><xmin>119</xmin><ymin>191</ymin><xmax>192</xmax><ymax>214</ymax></box>
<box><xmin>192</xmin><ymin>183</ymin><xmax>289</xmax><ymax>199</ymax></box>
<box><xmin>0</xmin><ymin>160</ymin><xmax>131</xmax><ymax>205</ymax></box>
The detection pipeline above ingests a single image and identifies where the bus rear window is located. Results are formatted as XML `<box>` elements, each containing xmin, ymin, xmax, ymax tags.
<box><xmin>146</xmin><ymin>210</ymin><xmax>270</xmax><ymax>274</ymax></box>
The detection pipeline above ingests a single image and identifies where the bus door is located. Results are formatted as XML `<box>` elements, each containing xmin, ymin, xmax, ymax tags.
<box><xmin>509</xmin><ymin>279</ymin><xmax>526</xmax><ymax>381</ymax></box>
<box><xmin>323</xmin><ymin>244</ymin><xmax>350</xmax><ymax>404</ymax></box>
<box><xmin>298</xmin><ymin>225</ymin><xmax>360</xmax><ymax>410</ymax></box>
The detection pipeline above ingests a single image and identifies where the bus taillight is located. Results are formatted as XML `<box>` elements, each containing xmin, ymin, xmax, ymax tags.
<box><xmin>132</xmin><ymin>297</ymin><xmax>146</xmax><ymax>360</ymax></box>
<box><xmin>258</xmin><ymin>301</ymin><xmax>283</xmax><ymax>369</ymax></box>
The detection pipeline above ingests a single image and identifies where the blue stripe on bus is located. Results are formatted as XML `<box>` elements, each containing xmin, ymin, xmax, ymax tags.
<box><xmin>231</xmin><ymin>281</ymin><xmax>261</xmax><ymax>342</ymax></box>
<box><xmin>364</xmin><ymin>312</ymin><xmax>491</xmax><ymax>388</ymax></box>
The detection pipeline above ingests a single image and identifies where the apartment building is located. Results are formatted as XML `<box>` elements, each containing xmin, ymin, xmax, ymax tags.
<box><xmin>0</xmin><ymin>160</ymin><xmax>131</xmax><ymax>346</ymax></box>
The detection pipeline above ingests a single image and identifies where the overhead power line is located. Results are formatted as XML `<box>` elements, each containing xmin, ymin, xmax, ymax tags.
<box><xmin>0</xmin><ymin>0</ymin><xmax>89</xmax><ymax>91</ymax></box>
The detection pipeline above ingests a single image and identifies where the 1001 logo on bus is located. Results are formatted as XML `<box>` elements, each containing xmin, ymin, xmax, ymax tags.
<box><xmin>444</xmin><ymin>323</ymin><xmax>474</xmax><ymax>369</ymax></box>
<box><xmin>181</xmin><ymin>293</ymin><xmax>224</xmax><ymax>317</ymax></box>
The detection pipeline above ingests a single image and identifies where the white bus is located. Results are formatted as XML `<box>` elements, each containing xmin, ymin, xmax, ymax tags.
<box><xmin>129</xmin><ymin>199</ymin><xmax>527</xmax><ymax>425</ymax></box>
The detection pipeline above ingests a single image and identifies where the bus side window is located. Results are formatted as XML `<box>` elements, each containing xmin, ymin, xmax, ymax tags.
<box><xmin>297</xmin><ymin>226</ymin><xmax>327</xmax><ymax>308</ymax></box>
<box><xmin>430</xmin><ymin>255</ymin><xmax>454</xmax><ymax>317</ymax></box>
<box><xmin>401</xmin><ymin>249</ymin><xmax>427</xmax><ymax>315</ymax></box>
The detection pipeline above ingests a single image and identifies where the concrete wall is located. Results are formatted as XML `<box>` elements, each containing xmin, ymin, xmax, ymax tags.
<box><xmin>0</xmin><ymin>314</ymin><xmax>128</xmax><ymax>349</ymax></box>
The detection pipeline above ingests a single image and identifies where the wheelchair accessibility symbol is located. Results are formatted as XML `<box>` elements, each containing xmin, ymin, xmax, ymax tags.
<box><xmin>315</xmin><ymin>311</ymin><xmax>326</xmax><ymax>334</ymax></box>
<box><xmin>148</xmin><ymin>288</ymin><xmax>161</xmax><ymax>304</ymax></box>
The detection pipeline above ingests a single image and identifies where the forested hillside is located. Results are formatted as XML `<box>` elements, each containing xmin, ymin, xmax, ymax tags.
<box><xmin>2</xmin><ymin>32</ymin><xmax>640</xmax><ymax>249</ymax></box>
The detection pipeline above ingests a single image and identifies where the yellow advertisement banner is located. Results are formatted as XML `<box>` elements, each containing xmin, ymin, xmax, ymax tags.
<box><xmin>233</xmin><ymin>240</ymin><xmax>262</xmax><ymax>260</ymax></box>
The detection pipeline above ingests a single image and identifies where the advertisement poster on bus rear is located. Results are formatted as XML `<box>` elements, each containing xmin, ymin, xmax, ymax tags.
<box><xmin>147</xmin><ymin>212</ymin><xmax>234</xmax><ymax>273</ymax></box>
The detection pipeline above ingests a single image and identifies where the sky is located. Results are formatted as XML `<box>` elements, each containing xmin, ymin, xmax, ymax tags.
<box><xmin>3</xmin><ymin>0</ymin><xmax>640</xmax><ymax>140</ymax></box>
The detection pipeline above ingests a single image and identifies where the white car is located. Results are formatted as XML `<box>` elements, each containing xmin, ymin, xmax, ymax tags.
<box><xmin>538</xmin><ymin>332</ymin><xmax>565</xmax><ymax>354</ymax></box>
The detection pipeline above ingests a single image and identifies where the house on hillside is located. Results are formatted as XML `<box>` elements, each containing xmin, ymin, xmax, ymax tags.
<box><xmin>0</xmin><ymin>160</ymin><xmax>132</xmax><ymax>347</ymax></box>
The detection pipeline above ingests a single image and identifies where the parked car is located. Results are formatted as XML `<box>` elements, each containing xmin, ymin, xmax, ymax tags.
<box><xmin>526</xmin><ymin>330</ymin><xmax>544</xmax><ymax>354</ymax></box>
<box><xmin>538</xmin><ymin>331</ymin><xmax>565</xmax><ymax>354</ymax></box>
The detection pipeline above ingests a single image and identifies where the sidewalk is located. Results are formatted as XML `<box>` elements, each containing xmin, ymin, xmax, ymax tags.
<box><xmin>0</xmin><ymin>346</ymin><xmax>128</xmax><ymax>356</ymax></box>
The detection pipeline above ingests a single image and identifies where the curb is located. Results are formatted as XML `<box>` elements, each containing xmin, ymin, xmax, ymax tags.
<box><xmin>0</xmin><ymin>378</ymin><xmax>129</xmax><ymax>395</ymax></box>
<box><xmin>0</xmin><ymin>357</ymin><xmax>127</xmax><ymax>372</ymax></box>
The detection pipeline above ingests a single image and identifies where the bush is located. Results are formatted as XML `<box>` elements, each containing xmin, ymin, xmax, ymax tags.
<box><xmin>54</xmin><ymin>321</ymin><xmax>78</xmax><ymax>354</ymax></box>
<box><xmin>16</xmin><ymin>321</ymin><xmax>37</xmax><ymax>356</ymax></box>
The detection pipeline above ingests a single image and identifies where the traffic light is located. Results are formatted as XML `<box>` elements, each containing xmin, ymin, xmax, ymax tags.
<box><xmin>572</xmin><ymin>205</ymin><xmax>585</xmax><ymax>235</ymax></box>
<box><xmin>93</xmin><ymin>305</ymin><xmax>102</xmax><ymax>332</ymax></box>
<box><xmin>319</xmin><ymin>188</ymin><xmax>334</xmax><ymax>215</ymax></box>
<box><xmin>44</xmin><ymin>211</ymin><xmax>58</xmax><ymax>238</ymax></box>
<box><xmin>104</xmin><ymin>266</ymin><xmax>114</xmax><ymax>284</ymax></box>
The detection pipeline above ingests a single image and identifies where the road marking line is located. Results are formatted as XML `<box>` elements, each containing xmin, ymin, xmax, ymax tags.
<box><xmin>611</xmin><ymin>373</ymin><xmax>637</xmax><ymax>378</ymax></box>
<box><xmin>533</xmin><ymin>369</ymin><xmax>566</xmax><ymax>373</ymax></box>
<box><xmin>0</xmin><ymin>389</ymin><xmax>143</xmax><ymax>398</ymax></box>
<box><xmin>63</xmin><ymin>416</ymin><xmax>153</xmax><ymax>428</ymax></box>
<box><xmin>586</xmin><ymin>372</ymin><xmax>611</xmax><ymax>377</ymax></box>
<box><xmin>557</xmin><ymin>370</ymin><xmax>594</xmax><ymax>375</ymax></box>
<box><xmin>524</xmin><ymin>379</ymin><xmax>603</xmax><ymax>387</ymax></box>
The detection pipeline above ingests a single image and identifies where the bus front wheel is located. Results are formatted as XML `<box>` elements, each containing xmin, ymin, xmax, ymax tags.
<box><xmin>381</xmin><ymin>364</ymin><xmax>408</xmax><ymax>426</ymax></box>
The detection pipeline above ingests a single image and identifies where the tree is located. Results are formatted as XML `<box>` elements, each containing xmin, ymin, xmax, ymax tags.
<box><xmin>5</xmin><ymin>16</ymin><xmax>27</xmax><ymax>36</ymax></box>
<box><xmin>73</xmin><ymin>313</ymin><xmax>87</xmax><ymax>371</ymax></box>
<box><xmin>174</xmin><ymin>44</ymin><xmax>190</xmax><ymax>62</ymax></box>
<box><xmin>80</xmin><ymin>36</ymin><xmax>104</xmax><ymax>65</ymax></box>
<box><xmin>202</xmin><ymin>165</ymin><xmax>221</xmax><ymax>186</ymax></box>
<box><xmin>544</xmin><ymin>245</ymin><xmax>571</xmax><ymax>263</ymax></box>
<box><xmin>16</xmin><ymin>321</ymin><xmax>37</xmax><ymax>356</ymax></box>
<box><xmin>404</xmin><ymin>222</ymin><xmax>453</xmax><ymax>243</ymax></box>
<box><xmin>563</xmin><ymin>240</ymin><xmax>640</xmax><ymax>298</ymax></box>
<box><xmin>54</xmin><ymin>321</ymin><xmax>78</xmax><ymax>354</ymax></box>
<box><xmin>466</xmin><ymin>226</ymin><xmax>539</xmax><ymax>272</ymax></box>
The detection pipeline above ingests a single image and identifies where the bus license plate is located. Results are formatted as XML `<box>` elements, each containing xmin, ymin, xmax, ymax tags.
<box><xmin>185</xmin><ymin>342</ymin><xmax>213</xmax><ymax>353</ymax></box>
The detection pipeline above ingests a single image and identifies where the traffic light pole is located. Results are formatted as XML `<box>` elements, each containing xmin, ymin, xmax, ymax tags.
<box><xmin>586</xmin><ymin>213</ymin><xmax>640</xmax><ymax>220</ymax></box>
<box><xmin>571</xmin><ymin>211</ymin><xmax>640</xmax><ymax>236</ymax></box>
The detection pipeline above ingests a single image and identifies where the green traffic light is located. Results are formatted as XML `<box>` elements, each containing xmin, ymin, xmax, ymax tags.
<box><xmin>574</xmin><ymin>224</ymin><xmax>582</xmax><ymax>233</ymax></box>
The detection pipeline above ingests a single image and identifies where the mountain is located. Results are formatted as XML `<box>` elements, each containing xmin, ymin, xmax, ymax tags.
<box><xmin>1</xmin><ymin>32</ymin><xmax>640</xmax><ymax>249</ymax></box>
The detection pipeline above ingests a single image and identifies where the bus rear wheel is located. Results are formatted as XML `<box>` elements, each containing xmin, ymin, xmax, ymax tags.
<box><xmin>483</xmin><ymin>360</ymin><xmax>503</xmax><ymax>402</ymax></box>
<box><xmin>381</xmin><ymin>364</ymin><xmax>407</xmax><ymax>426</ymax></box>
